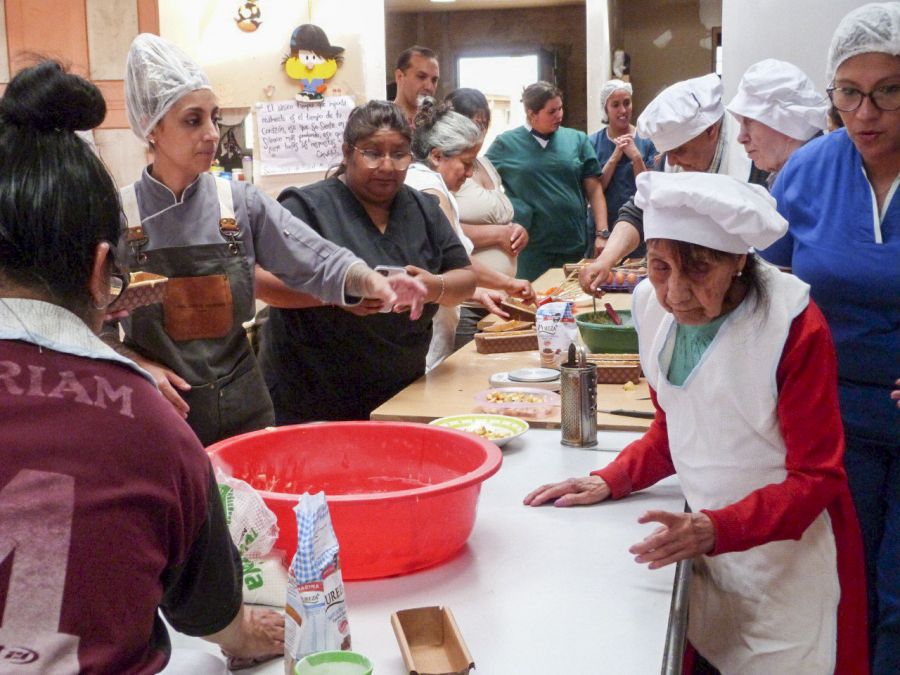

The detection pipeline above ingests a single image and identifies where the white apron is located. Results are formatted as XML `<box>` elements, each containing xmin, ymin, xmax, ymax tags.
<box><xmin>632</xmin><ymin>264</ymin><xmax>840</xmax><ymax>675</ymax></box>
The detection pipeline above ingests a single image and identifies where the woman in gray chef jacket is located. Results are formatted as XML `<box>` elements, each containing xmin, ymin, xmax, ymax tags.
<box><xmin>110</xmin><ymin>34</ymin><xmax>425</xmax><ymax>445</ymax></box>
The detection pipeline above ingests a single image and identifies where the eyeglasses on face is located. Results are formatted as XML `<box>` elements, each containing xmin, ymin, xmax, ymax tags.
<box><xmin>827</xmin><ymin>85</ymin><xmax>900</xmax><ymax>113</ymax></box>
<box><xmin>350</xmin><ymin>145</ymin><xmax>413</xmax><ymax>169</ymax></box>
<box><xmin>106</xmin><ymin>244</ymin><xmax>130</xmax><ymax>306</ymax></box>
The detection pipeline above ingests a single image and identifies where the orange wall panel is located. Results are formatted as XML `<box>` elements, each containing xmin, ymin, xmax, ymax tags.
<box><xmin>5</xmin><ymin>0</ymin><xmax>90</xmax><ymax>76</ymax></box>
<box><xmin>95</xmin><ymin>80</ymin><xmax>127</xmax><ymax>129</ymax></box>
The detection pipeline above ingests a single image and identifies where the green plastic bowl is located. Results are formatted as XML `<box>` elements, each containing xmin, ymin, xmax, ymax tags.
<box><xmin>575</xmin><ymin>310</ymin><xmax>639</xmax><ymax>354</ymax></box>
<box><xmin>294</xmin><ymin>651</ymin><xmax>373</xmax><ymax>675</ymax></box>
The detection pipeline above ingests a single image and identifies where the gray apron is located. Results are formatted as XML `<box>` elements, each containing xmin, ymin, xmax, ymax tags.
<box><xmin>120</xmin><ymin>178</ymin><xmax>274</xmax><ymax>446</ymax></box>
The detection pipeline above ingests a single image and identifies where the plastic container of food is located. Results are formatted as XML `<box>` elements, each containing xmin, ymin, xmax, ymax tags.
<box><xmin>575</xmin><ymin>309</ymin><xmax>639</xmax><ymax>354</ymax></box>
<box><xmin>206</xmin><ymin>422</ymin><xmax>502</xmax><ymax>580</ymax></box>
<box><xmin>473</xmin><ymin>387</ymin><xmax>561</xmax><ymax>418</ymax></box>
<box><xmin>598</xmin><ymin>266</ymin><xmax>647</xmax><ymax>293</ymax></box>
<box><xmin>294</xmin><ymin>651</ymin><xmax>373</xmax><ymax>675</ymax></box>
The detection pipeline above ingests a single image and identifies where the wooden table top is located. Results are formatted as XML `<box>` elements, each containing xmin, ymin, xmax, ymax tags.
<box><xmin>370</xmin><ymin>268</ymin><xmax>655</xmax><ymax>431</ymax></box>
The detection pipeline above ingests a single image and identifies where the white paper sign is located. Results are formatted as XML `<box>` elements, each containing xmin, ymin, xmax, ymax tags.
<box><xmin>256</xmin><ymin>96</ymin><xmax>355</xmax><ymax>176</ymax></box>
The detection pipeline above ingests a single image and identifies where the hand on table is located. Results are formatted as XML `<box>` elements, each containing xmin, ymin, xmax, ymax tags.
<box><xmin>215</xmin><ymin>606</ymin><xmax>285</xmax><ymax>669</ymax></box>
<box><xmin>629</xmin><ymin>510</ymin><xmax>716</xmax><ymax>569</ymax></box>
<box><xmin>523</xmin><ymin>476</ymin><xmax>611</xmax><ymax>507</ymax></box>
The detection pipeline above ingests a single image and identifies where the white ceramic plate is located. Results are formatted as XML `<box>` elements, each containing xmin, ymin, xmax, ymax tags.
<box><xmin>430</xmin><ymin>414</ymin><xmax>529</xmax><ymax>447</ymax></box>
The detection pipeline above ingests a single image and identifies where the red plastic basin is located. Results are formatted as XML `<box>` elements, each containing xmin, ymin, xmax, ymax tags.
<box><xmin>207</xmin><ymin>421</ymin><xmax>502</xmax><ymax>580</ymax></box>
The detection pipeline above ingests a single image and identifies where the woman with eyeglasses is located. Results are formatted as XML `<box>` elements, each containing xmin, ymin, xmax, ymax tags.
<box><xmin>0</xmin><ymin>60</ymin><xmax>285</xmax><ymax>672</ymax></box>
<box><xmin>255</xmin><ymin>100</ymin><xmax>475</xmax><ymax>423</ymax></box>
<box><xmin>760</xmin><ymin>5</ymin><xmax>899</xmax><ymax>671</ymax></box>
<box><xmin>113</xmin><ymin>35</ymin><xmax>424</xmax><ymax>445</ymax></box>
<box><xmin>406</xmin><ymin>97</ymin><xmax>536</xmax><ymax>371</ymax></box>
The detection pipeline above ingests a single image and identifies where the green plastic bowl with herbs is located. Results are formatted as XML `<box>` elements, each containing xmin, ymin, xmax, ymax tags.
<box><xmin>575</xmin><ymin>309</ymin><xmax>639</xmax><ymax>354</ymax></box>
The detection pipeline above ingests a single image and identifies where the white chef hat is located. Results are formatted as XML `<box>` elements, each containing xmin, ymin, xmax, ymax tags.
<box><xmin>727</xmin><ymin>59</ymin><xmax>828</xmax><ymax>141</ymax></box>
<box><xmin>636</xmin><ymin>73</ymin><xmax>724</xmax><ymax>153</ymax></box>
<box><xmin>125</xmin><ymin>33</ymin><xmax>212</xmax><ymax>141</ymax></box>
<box><xmin>600</xmin><ymin>79</ymin><xmax>633</xmax><ymax>117</ymax></box>
<box><xmin>826</xmin><ymin>2</ymin><xmax>900</xmax><ymax>83</ymax></box>
<box><xmin>635</xmin><ymin>172</ymin><xmax>787</xmax><ymax>254</ymax></box>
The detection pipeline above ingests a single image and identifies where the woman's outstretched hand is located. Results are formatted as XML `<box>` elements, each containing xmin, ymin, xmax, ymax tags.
<box><xmin>629</xmin><ymin>510</ymin><xmax>716</xmax><ymax>569</ymax></box>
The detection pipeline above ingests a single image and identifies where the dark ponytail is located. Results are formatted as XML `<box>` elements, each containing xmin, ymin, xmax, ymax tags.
<box><xmin>0</xmin><ymin>60</ymin><xmax>122</xmax><ymax>312</ymax></box>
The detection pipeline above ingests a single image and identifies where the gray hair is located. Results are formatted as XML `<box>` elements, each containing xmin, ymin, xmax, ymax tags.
<box><xmin>411</xmin><ymin>96</ymin><xmax>481</xmax><ymax>161</ymax></box>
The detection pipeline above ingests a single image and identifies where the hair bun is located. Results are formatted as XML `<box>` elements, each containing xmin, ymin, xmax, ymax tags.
<box><xmin>0</xmin><ymin>60</ymin><xmax>106</xmax><ymax>131</ymax></box>
<box><xmin>413</xmin><ymin>96</ymin><xmax>448</xmax><ymax>130</ymax></box>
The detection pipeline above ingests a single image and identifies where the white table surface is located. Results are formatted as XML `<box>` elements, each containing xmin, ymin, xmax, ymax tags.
<box><xmin>167</xmin><ymin>428</ymin><xmax>683</xmax><ymax>674</ymax></box>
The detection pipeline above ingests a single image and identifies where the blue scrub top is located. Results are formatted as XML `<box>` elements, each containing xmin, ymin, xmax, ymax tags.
<box><xmin>762</xmin><ymin>130</ymin><xmax>899</xmax><ymax>443</ymax></box>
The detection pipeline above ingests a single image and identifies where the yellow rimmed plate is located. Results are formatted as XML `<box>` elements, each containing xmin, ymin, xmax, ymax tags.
<box><xmin>429</xmin><ymin>414</ymin><xmax>529</xmax><ymax>447</ymax></box>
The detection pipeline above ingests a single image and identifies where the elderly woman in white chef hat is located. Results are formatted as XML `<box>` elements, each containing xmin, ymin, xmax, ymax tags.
<box><xmin>727</xmin><ymin>59</ymin><xmax>829</xmax><ymax>187</ymax></box>
<box><xmin>527</xmin><ymin>171</ymin><xmax>869</xmax><ymax>674</ymax></box>
<box><xmin>580</xmin><ymin>73</ymin><xmax>757</xmax><ymax>293</ymax></box>
<box><xmin>110</xmin><ymin>34</ymin><xmax>424</xmax><ymax>446</ymax></box>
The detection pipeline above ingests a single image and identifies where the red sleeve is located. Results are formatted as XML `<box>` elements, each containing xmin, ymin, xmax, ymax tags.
<box><xmin>703</xmin><ymin>302</ymin><xmax>848</xmax><ymax>555</ymax></box>
<box><xmin>591</xmin><ymin>387</ymin><xmax>677</xmax><ymax>498</ymax></box>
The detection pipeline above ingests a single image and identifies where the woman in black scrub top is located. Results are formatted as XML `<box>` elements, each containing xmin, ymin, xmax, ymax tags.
<box><xmin>256</xmin><ymin>100</ymin><xmax>476</xmax><ymax>423</ymax></box>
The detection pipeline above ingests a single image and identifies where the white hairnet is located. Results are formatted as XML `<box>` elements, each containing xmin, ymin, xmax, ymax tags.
<box><xmin>636</xmin><ymin>172</ymin><xmax>787</xmax><ymax>254</ymax></box>
<box><xmin>600</xmin><ymin>79</ymin><xmax>633</xmax><ymax>118</ymax></box>
<box><xmin>125</xmin><ymin>33</ymin><xmax>211</xmax><ymax>141</ymax></box>
<box><xmin>826</xmin><ymin>2</ymin><xmax>900</xmax><ymax>83</ymax></box>
<box><xmin>727</xmin><ymin>59</ymin><xmax>828</xmax><ymax>141</ymax></box>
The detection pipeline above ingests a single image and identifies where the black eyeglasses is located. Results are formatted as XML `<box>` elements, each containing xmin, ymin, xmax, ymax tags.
<box><xmin>350</xmin><ymin>145</ymin><xmax>413</xmax><ymax>169</ymax></box>
<box><xmin>106</xmin><ymin>245</ymin><xmax>130</xmax><ymax>306</ymax></box>
<box><xmin>827</xmin><ymin>84</ymin><xmax>900</xmax><ymax>112</ymax></box>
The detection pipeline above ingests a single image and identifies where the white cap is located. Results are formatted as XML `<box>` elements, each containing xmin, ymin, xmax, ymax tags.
<box><xmin>727</xmin><ymin>59</ymin><xmax>828</xmax><ymax>141</ymax></box>
<box><xmin>600</xmin><ymin>79</ymin><xmax>633</xmax><ymax>115</ymax></box>
<box><xmin>125</xmin><ymin>33</ymin><xmax>212</xmax><ymax>141</ymax></box>
<box><xmin>826</xmin><ymin>2</ymin><xmax>900</xmax><ymax>83</ymax></box>
<box><xmin>636</xmin><ymin>73</ymin><xmax>724</xmax><ymax>153</ymax></box>
<box><xmin>635</xmin><ymin>172</ymin><xmax>787</xmax><ymax>254</ymax></box>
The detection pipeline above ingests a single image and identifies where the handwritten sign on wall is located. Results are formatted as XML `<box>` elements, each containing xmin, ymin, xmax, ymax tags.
<box><xmin>256</xmin><ymin>96</ymin><xmax>355</xmax><ymax>176</ymax></box>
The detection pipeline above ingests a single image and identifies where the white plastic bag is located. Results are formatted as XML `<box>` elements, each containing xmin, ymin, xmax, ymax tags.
<box><xmin>536</xmin><ymin>301</ymin><xmax>577</xmax><ymax>368</ymax></box>
<box><xmin>216</xmin><ymin>470</ymin><xmax>286</xmax><ymax>607</ymax></box>
<box><xmin>284</xmin><ymin>492</ymin><xmax>351</xmax><ymax>671</ymax></box>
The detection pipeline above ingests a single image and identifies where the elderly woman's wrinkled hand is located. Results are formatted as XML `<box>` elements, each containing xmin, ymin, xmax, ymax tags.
<box><xmin>523</xmin><ymin>476</ymin><xmax>611</xmax><ymax>507</ymax></box>
<box><xmin>629</xmin><ymin>510</ymin><xmax>716</xmax><ymax>569</ymax></box>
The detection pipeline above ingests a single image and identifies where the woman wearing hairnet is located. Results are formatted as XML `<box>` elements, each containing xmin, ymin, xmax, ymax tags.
<box><xmin>111</xmin><ymin>34</ymin><xmax>425</xmax><ymax>445</ymax></box>
<box><xmin>726</xmin><ymin>59</ymin><xmax>829</xmax><ymax>188</ymax></box>
<box><xmin>527</xmin><ymin>172</ymin><xmax>868</xmax><ymax>674</ymax></box>
<box><xmin>587</xmin><ymin>79</ymin><xmax>656</xmax><ymax>254</ymax></box>
<box><xmin>761</xmin><ymin>4</ymin><xmax>900</xmax><ymax>672</ymax></box>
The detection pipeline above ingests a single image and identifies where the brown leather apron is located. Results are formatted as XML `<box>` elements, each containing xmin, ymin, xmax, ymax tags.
<box><xmin>119</xmin><ymin>178</ymin><xmax>274</xmax><ymax>446</ymax></box>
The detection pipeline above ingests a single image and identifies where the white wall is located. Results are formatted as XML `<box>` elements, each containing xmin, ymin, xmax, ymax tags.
<box><xmin>585</xmin><ymin>0</ymin><xmax>612</xmax><ymax>132</ymax></box>
<box><xmin>721</xmin><ymin>0</ymin><xmax>868</xmax><ymax>175</ymax></box>
<box><xmin>159</xmin><ymin>0</ymin><xmax>386</xmax><ymax>195</ymax></box>
<box><xmin>722</xmin><ymin>0</ymin><xmax>870</xmax><ymax>99</ymax></box>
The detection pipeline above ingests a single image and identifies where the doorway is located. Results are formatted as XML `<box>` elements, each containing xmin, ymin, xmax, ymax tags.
<box><xmin>456</xmin><ymin>53</ymin><xmax>539</xmax><ymax>150</ymax></box>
